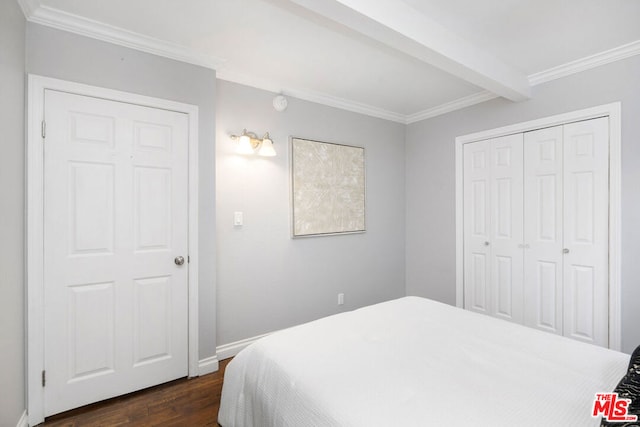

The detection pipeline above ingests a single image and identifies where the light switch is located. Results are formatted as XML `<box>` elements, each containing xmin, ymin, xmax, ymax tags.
<box><xmin>234</xmin><ymin>211</ymin><xmax>243</xmax><ymax>226</ymax></box>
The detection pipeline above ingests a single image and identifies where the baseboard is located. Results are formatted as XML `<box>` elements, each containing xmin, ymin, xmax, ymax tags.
<box><xmin>198</xmin><ymin>355</ymin><xmax>220</xmax><ymax>376</ymax></box>
<box><xmin>16</xmin><ymin>410</ymin><xmax>28</xmax><ymax>427</ymax></box>
<box><xmin>216</xmin><ymin>332</ymin><xmax>273</xmax><ymax>361</ymax></box>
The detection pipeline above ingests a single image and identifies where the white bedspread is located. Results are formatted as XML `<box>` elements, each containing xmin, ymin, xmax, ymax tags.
<box><xmin>218</xmin><ymin>297</ymin><xmax>629</xmax><ymax>427</ymax></box>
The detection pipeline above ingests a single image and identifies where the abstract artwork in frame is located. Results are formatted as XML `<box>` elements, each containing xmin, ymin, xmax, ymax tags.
<box><xmin>290</xmin><ymin>137</ymin><xmax>366</xmax><ymax>237</ymax></box>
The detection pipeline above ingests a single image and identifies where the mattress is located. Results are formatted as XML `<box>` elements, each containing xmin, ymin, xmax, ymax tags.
<box><xmin>218</xmin><ymin>296</ymin><xmax>629</xmax><ymax>427</ymax></box>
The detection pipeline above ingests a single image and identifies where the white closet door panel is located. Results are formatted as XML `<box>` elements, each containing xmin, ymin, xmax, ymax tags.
<box><xmin>523</xmin><ymin>126</ymin><xmax>563</xmax><ymax>335</ymax></box>
<box><xmin>463</xmin><ymin>141</ymin><xmax>491</xmax><ymax>314</ymax></box>
<box><xmin>490</xmin><ymin>134</ymin><xmax>524</xmax><ymax>322</ymax></box>
<box><xmin>562</xmin><ymin>117</ymin><xmax>609</xmax><ymax>347</ymax></box>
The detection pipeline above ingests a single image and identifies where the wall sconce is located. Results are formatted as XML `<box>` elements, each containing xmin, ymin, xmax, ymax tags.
<box><xmin>230</xmin><ymin>129</ymin><xmax>277</xmax><ymax>157</ymax></box>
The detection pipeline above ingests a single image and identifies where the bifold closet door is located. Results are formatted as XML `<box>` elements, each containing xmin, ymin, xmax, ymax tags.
<box><xmin>463</xmin><ymin>140</ymin><xmax>491</xmax><ymax>314</ymax></box>
<box><xmin>523</xmin><ymin>118</ymin><xmax>609</xmax><ymax>347</ymax></box>
<box><xmin>463</xmin><ymin>134</ymin><xmax>524</xmax><ymax>322</ymax></box>
<box><xmin>464</xmin><ymin>117</ymin><xmax>609</xmax><ymax>347</ymax></box>
<box><xmin>562</xmin><ymin>118</ymin><xmax>609</xmax><ymax>347</ymax></box>
<box><xmin>489</xmin><ymin>135</ymin><xmax>524</xmax><ymax>323</ymax></box>
<box><xmin>523</xmin><ymin>126</ymin><xmax>564</xmax><ymax>335</ymax></box>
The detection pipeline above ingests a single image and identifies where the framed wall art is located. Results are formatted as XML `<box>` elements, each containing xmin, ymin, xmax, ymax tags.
<box><xmin>290</xmin><ymin>137</ymin><xmax>366</xmax><ymax>237</ymax></box>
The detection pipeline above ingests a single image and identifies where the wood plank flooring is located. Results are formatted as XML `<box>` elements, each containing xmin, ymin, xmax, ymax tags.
<box><xmin>42</xmin><ymin>358</ymin><xmax>232</xmax><ymax>427</ymax></box>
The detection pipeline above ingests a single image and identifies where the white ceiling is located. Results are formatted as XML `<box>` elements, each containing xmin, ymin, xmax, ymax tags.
<box><xmin>21</xmin><ymin>0</ymin><xmax>640</xmax><ymax>123</ymax></box>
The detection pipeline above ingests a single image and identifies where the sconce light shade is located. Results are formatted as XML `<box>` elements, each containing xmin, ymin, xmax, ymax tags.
<box><xmin>230</xmin><ymin>129</ymin><xmax>277</xmax><ymax>157</ymax></box>
<box><xmin>258</xmin><ymin>133</ymin><xmax>277</xmax><ymax>157</ymax></box>
<box><xmin>236</xmin><ymin>134</ymin><xmax>255</xmax><ymax>155</ymax></box>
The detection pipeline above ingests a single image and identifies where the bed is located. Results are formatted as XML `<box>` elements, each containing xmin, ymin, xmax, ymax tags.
<box><xmin>218</xmin><ymin>296</ymin><xmax>630</xmax><ymax>427</ymax></box>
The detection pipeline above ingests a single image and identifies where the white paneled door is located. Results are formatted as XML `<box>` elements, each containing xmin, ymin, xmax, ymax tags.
<box><xmin>463</xmin><ymin>140</ymin><xmax>491</xmax><ymax>314</ymax></box>
<box><xmin>43</xmin><ymin>90</ymin><xmax>189</xmax><ymax>416</ymax></box>
<box><xmin>489</xmin><ymin>134</ymin><xmax>524</xmax><ymax>323</ymax></box>
<box><xmin>463</xmin><ymin>134</ymin><xmax>524</xmax><ymax>322</ymax></box>
<box><xmin>523</xmin><ymin>126</ymin><xmax>564</xmax><ymax>335</ymax></box>
<box><xmin>463</xmin><ymin>117</ymin><xmax>610</xmax><ymax>348</ymax></box>
<box><xmin>561</xmin><ymin>118</ymin><xmax>609</xmax><ymax>346</ymax></box>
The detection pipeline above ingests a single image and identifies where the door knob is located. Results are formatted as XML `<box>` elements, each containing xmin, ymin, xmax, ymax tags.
<box><xmin>563</xmin><ymin>248</ymin><xmax>570</xmax><ymax>254</ymax></box>
<box><xmin>174</xmin><ymin>256</ymin><xmax>185</xmax><ymax>266</ymax></box>
<box><xmin>484</xmin><ymin>241</ymin><xmax>490</xmax><ymax>246</ymax></box>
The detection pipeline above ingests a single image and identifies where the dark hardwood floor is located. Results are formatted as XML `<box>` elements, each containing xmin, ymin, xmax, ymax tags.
<box><xmin>42</xmin><ymin>358</ymin><xmax>232</xmax><ymax>427</ymax></box>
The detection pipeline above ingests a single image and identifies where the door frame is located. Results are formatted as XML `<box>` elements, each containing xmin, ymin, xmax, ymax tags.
<box><xmin>454</xmin><ymin>102</ymin><xmax>622</xmax><ymax>351</ymax></box>
<box><xmin>26</xmin><ymin>75</ymin><xmax>200</xmax><ymax>425</ymax></box>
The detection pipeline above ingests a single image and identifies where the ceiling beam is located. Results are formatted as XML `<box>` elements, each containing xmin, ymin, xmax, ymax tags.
<box><xmin>287</xmin><ymin>0</ymin><xmax>531</xmax><ymax>101</ymax></box>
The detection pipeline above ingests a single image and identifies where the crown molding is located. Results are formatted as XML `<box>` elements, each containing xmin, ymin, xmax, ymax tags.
<box><xmin>405</xmin><ymin>91</ymin><xmax>498</xmax><ymax>124</ymax></box>
<box><xmin>19</xmin><ymin>1</ymin><xmax>640</xmax><ymax>124</ymax></box>
<box><xmin>25</xmin><ymin>5</ymin><xmax>225</xmax><ymax>70</ymax></box>
<box><xmin>406</xmin><ymin>39</ymin><xmax>640</xmax><ymax>123</ymax></box>
<box><xmin>217</xmin><ymin>69</ymin><xmax>407</xmax><ymax>124</ymax></box>
<box><xmin>16</xmin><ymin>0</ymin><xmax>40</xmax><ymax>18</ymax></box>
<box><xmin>215</xmin><ymin>69</ymin><xmax>284</xmax><ymax>99</ymax></box>
<box><xmin>528</xmin><ymin>39</ymin><xmax>640</xmax><ymax>86</ymax></box>
<box><xmin>282</xmin><ymin>87</ymin><xmax>407</xmax><ymax>124</ymax></box>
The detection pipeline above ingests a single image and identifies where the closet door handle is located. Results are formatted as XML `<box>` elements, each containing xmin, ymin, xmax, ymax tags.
<box><xmin>484</xmin><ymin>241</ymin><xmax>490</xmax><ymax>246</ymax></box>
<box><xmin>563</xmin><ymin>248</ymin><xmax>570</xmax><ymax>254</ymax></box>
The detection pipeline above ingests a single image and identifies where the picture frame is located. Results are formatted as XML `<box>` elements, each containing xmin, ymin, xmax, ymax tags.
<box><xmin>290</xmin><ymin>137</ymin><xmax>366</xmax><ymax>237</ymax></box>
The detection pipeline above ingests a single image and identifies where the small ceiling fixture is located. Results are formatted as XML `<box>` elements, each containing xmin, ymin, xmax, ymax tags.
<box><xmin>273</xmin><ymin>95</ymin><xmax>288</xmax><ymax>112</ymax></box>
<box><xmin>230</xmin><ymin>129</ymin><xmax>277</xmax><ymax>157</ymax></box>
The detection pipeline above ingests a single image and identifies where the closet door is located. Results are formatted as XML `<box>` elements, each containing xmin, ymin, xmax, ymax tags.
<box><xmin>463</xmin><ymin>135</ymin><xmax>523</xmax><ymax>321</ymax></box>
<box><xmin>523</xmin><ymin>118</ymin><xmax>609</xmax><ymax>346</ymax></box>
<box><xmin>562</xmin><ymin>117</ymin><xmax>609</xmax><ymax>347</ymax></box>
<box><xmin>463</xmin><ymin>116</ymin><xmax>610</xmax><ymax>347</ymax></box>
<box><xmin>489</xmin><ymin>135</ymin><xmax>524</xmax><ymax>323</ymax></box>
<box><xmin>523</xmin><ymin>126</ymin><xmax>564</xmax><ymax>335</ymax></box>
<box><xmin>463</xmin><ymin>141</ymin><xmax>491</xmax><ymax>314</ymax></box>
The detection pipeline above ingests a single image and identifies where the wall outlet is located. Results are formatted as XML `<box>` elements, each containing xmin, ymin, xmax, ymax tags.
<box><xmin>337</xmin><ymin>293</ymin><xmax>345</xmax><ymax>306</ymax></box>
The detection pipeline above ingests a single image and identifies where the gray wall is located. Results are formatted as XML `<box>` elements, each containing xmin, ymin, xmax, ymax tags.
<box><xmin>405</xmin><ymin>55</ymin><xmax>640</xmax><ymax>354</ymax></box>
<box><xmin>216</xmin><ymin>80</ymin><xmax>406</xmax><ymax>345</ymax></box>
<box><xmin>26</xmin><ymin>23</ymin><xmax>218</xmax><ymax>360</ymax></box>
<box><xmin>0</xmin><ymin>2</ymin><xmax>26</xmax><ymax>426</ymax></box>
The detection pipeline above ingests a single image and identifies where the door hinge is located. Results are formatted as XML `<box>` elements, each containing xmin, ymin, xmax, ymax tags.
<box><xmin>42</xmin><ymin>370</ymin><xmax>46</xmax><ymax>387</ymax></box>
<box><xmin>41</xmin><ymin>120</ymin><xmax>46</xmax><ymax>139</ymax></box>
